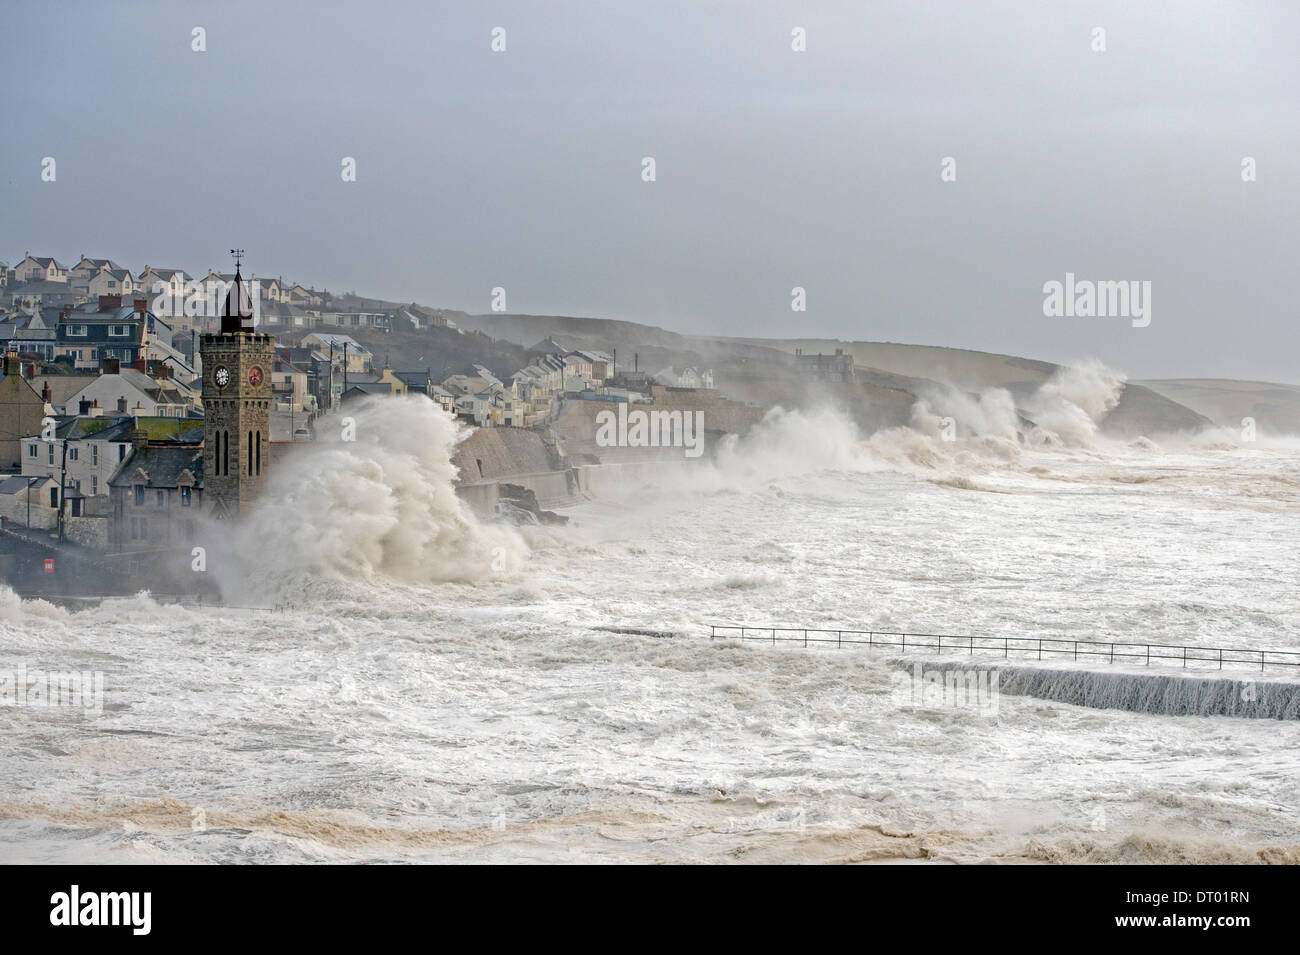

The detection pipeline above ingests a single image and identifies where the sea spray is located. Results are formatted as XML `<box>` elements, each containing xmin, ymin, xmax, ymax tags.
<box><xmin>210</xmin><ymin>396</ymin><xmax>527</xmax><ymax>600</ymax></box>
<box><xmin>905</xmin><ymin>360</ymin><xmax>1125</xmax><ymax>450</ymax></box>
<box><xmin>911</xmin><ymin>383</ymin><xmax>1021</xmax><ymax>443</ymax></box>
<box><xmin>1023</xmin><ymin>360</ymin><xmax>1126</xmax><ymax>447</ymax></box>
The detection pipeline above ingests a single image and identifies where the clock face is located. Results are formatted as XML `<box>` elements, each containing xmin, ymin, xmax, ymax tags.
<box><xmin>248</xmin><ymin>366</ymin><xmax>263</xmax><ymax>387</ymax></box>
<box><xmin>214</xmin><ymin>366</ymin><xmax>231</xmax><ymax>388</ymax></box>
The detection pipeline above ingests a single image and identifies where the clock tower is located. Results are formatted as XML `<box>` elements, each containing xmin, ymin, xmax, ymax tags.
<box><xmin>200</xmin><ymin>258</ymin><xmax>274</xmax><ymax>519</ymax></box>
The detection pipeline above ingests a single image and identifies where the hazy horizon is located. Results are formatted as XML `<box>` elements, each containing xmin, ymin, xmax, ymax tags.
<box><xmin>2</xmin><ymin>0</ymin><xmax>1296</xmax><ymax>381</ymax></box>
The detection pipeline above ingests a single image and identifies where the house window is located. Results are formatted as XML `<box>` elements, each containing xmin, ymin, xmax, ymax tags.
<box><xmin>65</xmin><ymin>325</ymin><xmax>88</xmax><ymax>337</ymax></box>
<box><xmin>134</xmin><ymin>484</ymin><xmax>144</xmax><ymax>505</ymax></box>
<box><xmin>109</xmin><ymin>324</ymin><xmax>130</xmax><ymax>337</ymax></box>
<box><xmin>156</xmin><ymin>490</ymin><xmax>165</xmax><ymax>506</ymax></box>
<box><xmin>119</xmin><ymin>445</ymin><xmax>127</xmax><ymax>461</ymax></box>
<box><xmin>91</xmin><ymin>445</ymin><xmax>98</xmax><ymax>465</ymax></box>
<box><xmin>27</xmin><ymin>445</ymin><xmax>36</xmax><ymax>458</ymax></box>
<box><xmin>180</xmin><ymin>486</ymin><xmax>192</xmax><ymax>507</ymax></box>
<box><xmin>69</xmin><ymin>447</ymin><xmax>78</xmax><ymax>461</ymax></box>
<box><xmin>140</xmin><ymin>518</ymin><xmax>147</xmax><ymax>539</ymax></box>
<box><xmin>47</xmin><ymin>444</ymin><xmax>54</xmax><ymax>464</ymax></box>
<box><xmin>91</xmin><ymin>476</ymin><xmax>98</xmax><ymax>495</ymax></box>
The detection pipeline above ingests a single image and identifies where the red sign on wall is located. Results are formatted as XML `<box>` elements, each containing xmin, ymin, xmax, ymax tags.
<box><xmin>43</xmin><ymin>558</ymin><xmax>55</xmax><ymax>574</ymax></box>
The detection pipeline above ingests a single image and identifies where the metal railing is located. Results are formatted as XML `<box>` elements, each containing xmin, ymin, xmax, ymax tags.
<box><xmin>709</xmin><ymin>625</ymin><xmax>1300</xmax><ymax>673</ymax></box>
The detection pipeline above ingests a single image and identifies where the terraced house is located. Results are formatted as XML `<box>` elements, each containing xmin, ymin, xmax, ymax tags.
<box><xmin>87</xmin><ymin>268</ymin><xmax>139</xmax><ymax>299</ymax></box>
<box><xmin>57</xmin><ymin>296</ymin><xmax>151</xmax><ymax>369</ymax></box>
<box><xmin>69</xmin><ymin>255</ymin><xmax>122</xmax><ymax>283</ymax></box>
<box><xmin>107</xmin><ymin>441</ymin><xmax>204</xmax><ymax>556</ymax></box>
<box><xmin>12</xmin><ymin>253</ymin><xmax>69</xmax><ymax>283</ymax></box>
<box><xmin>19</xmin><ymin>415</ymin><xmax>136</xmax><ymax>518</ymax></box>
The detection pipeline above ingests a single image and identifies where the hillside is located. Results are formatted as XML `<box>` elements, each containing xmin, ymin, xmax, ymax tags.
<box><xmin>451</xmin><ymin>316</ymin><xmax>1224</xmax><ymax>437</ymax></box>
<box><xmin>1138</xmin><ymin>379</ymin><xmax>1300</xmax><ymax>435</ymax></box>
<box><xmin>287</xmin><ymin>306</ymin><xmax>1297</xmax><ymax>438</ymax></box>
<box><xmin>718</xmin><ymin>336</ymin><xmax>1216</xmax><ymax>438</ymax></box>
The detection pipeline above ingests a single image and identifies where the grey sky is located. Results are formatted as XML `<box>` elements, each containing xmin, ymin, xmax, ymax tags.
<box><xmin>2</xmin><ymin>0</ymin><xmax>1296</xmax><ymax>380</ymax></box>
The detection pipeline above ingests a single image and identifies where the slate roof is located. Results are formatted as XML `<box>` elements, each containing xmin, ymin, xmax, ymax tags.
<box><xmin>304</xmin><ymin>333</ymin><xmax>370</xmax><ymax>353</ymax></box>
<box><xmin>54</xmin><ymin>416</ymin><xmax>136</xmax><ymax>442</ymax></box>
<box><xmin>68</xmin><ymin>369</ymin><xmax>193</xmax><ymax>409</ymax></box>
<box><xmin>109</xmin><ymin>445</ymin><xmax>204</xmax><ymax>490</ymax></box>
<box><xmin>392</xmin><ymin>370</ymin><xmax>430</xmax><ymax>386</ymax></box>
<box><xmin>38</xmin><ymin>375</ymin><xmax>98</xmax><ymax>408</ymax></box>
<box><xmin>0</xmin><ymin>475</ymin><xmax>51</xmax><ymax>495</ymax></box>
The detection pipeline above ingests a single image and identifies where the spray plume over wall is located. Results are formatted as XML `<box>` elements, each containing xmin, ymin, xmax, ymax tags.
<box><xmin>214</xmin><ymin>398</ymin><xmax>525</xmax><ymax>600</ymax></box>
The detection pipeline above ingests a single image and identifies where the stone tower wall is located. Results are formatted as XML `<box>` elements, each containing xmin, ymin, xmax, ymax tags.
<box><xmin>200</xmin><ymin>331</ymin><xmax>275</xmax><ymax>516</ymax></box>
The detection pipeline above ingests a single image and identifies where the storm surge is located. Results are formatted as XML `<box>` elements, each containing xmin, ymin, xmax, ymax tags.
<box><xmin>909</xmin><ymin>359</ymin><xmax>1127</xmax><ymax>450</ymax></box>
<box><xmin>696</xmin><ymin>359</ymin><xmax>1133</xmax><ymax>484</ymax></box>
<box><xmin>216</xmin><ymin>397</ymin><xmax>526</xmax><ymax>599</ymax></box>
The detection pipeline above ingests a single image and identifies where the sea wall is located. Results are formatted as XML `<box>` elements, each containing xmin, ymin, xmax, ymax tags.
<box><xmin>453</xmin><ymin>387</ymin><xmax>762</xmax><ymax>515</ymax></box>
<box><xmin>450</xmin><ymin>425</ymin><xmax>558</xmax><ymax>483</ymax></box>
<box><xmin>894</xmin><ymin>659</ymin><xmax>1300</xmax><ymax>720</ymax></box>
<box><xmin>555</xmin><ymin>389</ymin><xmax>764</xmax><ymax>462</ymax></box>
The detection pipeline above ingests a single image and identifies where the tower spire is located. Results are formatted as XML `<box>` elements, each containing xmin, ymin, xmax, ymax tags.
<box><xmin>221</xmin><ymin>249</ymin><xmax>254</xmax><ymax>334</ymax></box>
<box><xmin>201</xmin><ymin>249</ymin><xmax>273</xmax><ymax>519</ymax></box>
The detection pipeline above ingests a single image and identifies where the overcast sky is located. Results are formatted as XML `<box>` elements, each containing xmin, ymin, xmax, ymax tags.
<box><xmin>2</xmin><ymin>1</ymin><xmax>1296</xmax><ymax>381</ymax></box>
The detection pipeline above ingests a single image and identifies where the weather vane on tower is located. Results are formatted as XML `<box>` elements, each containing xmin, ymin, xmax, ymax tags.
<box><xmin>230</xmin><ymin>248</ymin><xmax>244</xmax><ymax>269</ymax></box>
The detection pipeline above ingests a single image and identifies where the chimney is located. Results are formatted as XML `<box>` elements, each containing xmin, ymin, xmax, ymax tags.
<box><xmin>79</xmin><ymin>399</ymin><xmax>92</xmax><ymax>415</ymax></box>
<box><xmin>102</xmin><ymin>356</ymin><xmax>121</xmax><ymax>375</ymax></box>
<box><xmin>42</xmin><ymin>380</ymin><xmax>52</xmax><ymax>403</ymax></box>
<box><xmin>99</xmin><ymin>294</ymin><xmax>122</xmax><ymax>310</ymax></box>
<box><xmin>3</xmin><ymin>351</ymin><xmax>16</xmax><ymax>376</ymax></box>
<box><xmin>132</xmin><ymin>424</ymin><xmax>149</xmax><ymax>450</ymax></box>
<box><xmin>134</xmin><ymin>298</ymin><xmax>147</xmax><ymax>315</ymax></box>
<box><xmin>117</xmin><ymin>396</ymin><xmax>127</xmax><ymax>413</ymax></box>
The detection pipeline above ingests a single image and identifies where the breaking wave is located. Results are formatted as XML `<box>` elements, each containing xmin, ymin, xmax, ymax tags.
<box><xmin>908</xmin><ymin>359</ymin><xmax>1126</xmax><ymax>450</ymax></box>
<box><xmin>217</xmin><ymin>397</ymin><xmax>526</xmax><ymax>599</ymax></box>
